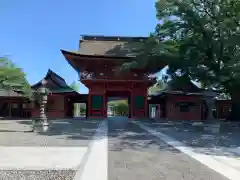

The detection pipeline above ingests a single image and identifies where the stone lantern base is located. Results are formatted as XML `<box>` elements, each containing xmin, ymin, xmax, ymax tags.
<box><xmin>42</xmin><ymin>121</ymin><xmax>50</xmax><ymax>132</ymax></box>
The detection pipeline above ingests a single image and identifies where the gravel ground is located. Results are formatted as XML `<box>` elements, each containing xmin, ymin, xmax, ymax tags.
<box><xmin>107</xmin><ymin>119</ymin><xmax>229</xmax><ymax>180</ymax></box>
<box><xmin>0</xmin><ymin>119</ymin><xmax>100</xmax><ymax>146</ymax></box>
<box><xmin>0</xmin><ymin>170</ymin><xmax>76</xmax><ymax>180</ymax></box>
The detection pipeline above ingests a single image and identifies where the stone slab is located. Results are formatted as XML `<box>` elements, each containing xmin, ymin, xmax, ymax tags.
<box><xmin>75</xmin><ymin>121</ymin><xmax>108</xmax><ymax>180</ymax></box>
<box><xmin>0</xmin><ymin>147</ymin><xmax>87</xmax><ymax>170</ymax></box>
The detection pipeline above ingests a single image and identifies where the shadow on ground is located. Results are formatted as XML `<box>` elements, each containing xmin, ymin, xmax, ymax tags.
<box><xmin>140</xmin><ymin>120</ymin><xmax>240</xmax><ymax>158</ymax></box>
<box><xmin>15</xmin><ymin>119</ymin><xmax>101</xmax><ymax>140</ymax></box>
<box><xmin>107</xmin><ymin>117</ymin><xmax>180</xmax><ymax>153</ymax></box>
<box><xmin>0</xmin><ymin>119</ymin><xmax>102</xmax><ymax>146</ymax></box>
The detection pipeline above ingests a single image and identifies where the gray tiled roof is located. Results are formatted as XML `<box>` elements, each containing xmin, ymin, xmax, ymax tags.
<box><xmin>148</xmin><ymin>78</ymin><xmax>202</xmax><ymax>97</ymax></box>
<box><xmin>0</xmin><ymin>89</ymin><xmax>23</xmax><ymax>97</ymax></box>
<box><xmin>76</xmin><ymin>35</ymin><xmax>148</xmax><ymax>57</ymax></box>
<box><xmin>31</xmin><ymin>69</ymin><xmax>77</xmax><ymax>93</ymax></box>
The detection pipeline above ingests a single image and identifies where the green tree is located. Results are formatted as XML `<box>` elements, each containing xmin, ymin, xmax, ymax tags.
<box><xmin>115</xmin><ymin>102</ymin><xmax>128</xmax><ymax>116</ymax></box>
<box><xmin>0</xmin><ymin>57</ymin><xmax>32</xmax><ymax>98</ymax></box>
<box><xmin>123</xmin><ymin>0</ymin><xmax>240</xmax><ymax>120</ymax></box>
<box><xmin>80</xmin><ymin>107</ymin><xmax>86</xmax><ymax>114</ymax></box>
<box><xmin>155</xmin><ymin>0</ymin><xmax>240</xmax><ymax>120</ymax></box>
<box><xmin>69</xmin><ymin>81</ymin><xmax>80</xmax><ymax>92</ymax></box>
<box><xmin>108</xmin><ymin>100</ymin><xmax>129</xmax><ymax>115</ymax></box>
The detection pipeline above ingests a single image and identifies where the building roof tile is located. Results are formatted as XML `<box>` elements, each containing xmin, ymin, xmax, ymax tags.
<box><xmin>76</xmin><ymin>35</ymin><xmax>148</xmax><ymax>57</ymax></box>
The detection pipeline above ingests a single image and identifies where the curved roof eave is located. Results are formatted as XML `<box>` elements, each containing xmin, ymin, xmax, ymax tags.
<box><xmin>60</xmin><ymin>49</ymin><xmax>135</xmax><ymax>59</ymax></box>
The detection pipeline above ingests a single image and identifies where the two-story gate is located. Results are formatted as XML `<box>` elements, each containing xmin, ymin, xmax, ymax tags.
<box><xmin>61</xmin><ymin>35</ymin><xmax>163</xmax><ymax>118</ymax></box>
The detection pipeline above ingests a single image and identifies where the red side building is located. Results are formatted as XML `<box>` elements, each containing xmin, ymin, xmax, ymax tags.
<box><xmin>30</xmin><ymin>69</ymin><xmax>85</xmax><ymax>119</ymax></box>
<box><xmin>215</xmin><ymin>100</ymin><xmax>232</xmax><ymax>119</ymax></box>
<box><xmin>0</xmin><ymin>69</ymin><xmax>87</xmax><ymax>120</ymax></box>
<box><xmin>0</xmin><ymin>89</ymin><xmax>30</xmax><ymax>119</ymax></box>
<box><xmin>148</xmin><ymin>78</ymin><xmax>213</xmax><ymax>120</ymax></box>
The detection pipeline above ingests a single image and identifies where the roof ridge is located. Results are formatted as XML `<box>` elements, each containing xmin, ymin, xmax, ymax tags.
<box><xmin>47</xmin><ymin>69</ymin><xmax>65</xmax><ymax>82</ymax></box>
<box><xmin>80</xmin><ymin>35</ymin><xmax>148</xmax><ymax>42</ymax></box>
<box><xmin>31</xmin><ymin>69</ymin><xmax>67</xmax><ymax>88</ymax></box>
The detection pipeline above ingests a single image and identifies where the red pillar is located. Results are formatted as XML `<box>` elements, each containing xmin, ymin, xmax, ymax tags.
<box><xmin>131</xmin><ymin>86</ymin><xmax>148</xmax><ymax>119</ymax></box>
<box><xmin>88</xmin><ymin>93</ymin><xmax>91</xmax><ymax>118</ymax></box>
<box><xmin>130</xmin><ymin>90</ymin><xmax>134</xmax><ymax>119</ymax></box>
<box><xmin>144</xmin><ymin>91</ymin><xmax>148</xmax><ymax>118</ymax></box>
<box><xmin>103</xmin><ymin>93</ymin><xmax>107</xmax><ymax>117</ymax></box>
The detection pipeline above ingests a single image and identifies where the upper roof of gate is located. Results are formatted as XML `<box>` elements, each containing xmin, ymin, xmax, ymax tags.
<box><xmin>76</xmin><ymin>35</ymin><xmax>148</xmax><ymax>57</ymax></box>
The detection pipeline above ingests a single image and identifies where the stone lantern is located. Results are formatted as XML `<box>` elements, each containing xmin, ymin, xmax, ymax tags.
<box><xmin>37</xmin><ymin>79</ymin><xmax>49</xmax><ymax>132</ymax></box>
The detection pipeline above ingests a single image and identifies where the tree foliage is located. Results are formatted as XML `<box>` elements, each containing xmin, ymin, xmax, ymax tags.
<box><xmin>120</xmin><ymin>0</ymin><xmax>240</xmax><ymax>119</ymax></box>
<box><xmin>119</xmin><ymin>34</ymin><xmax>179</xmax><ymax>73</ymax></box>
<box><xmin>80</xmin><ymin>107</ymin><xmax>86</xmax><ymax>114</ymax></box>
<box><xmin>0</xmin><ymin>57</ymin><xmax>32</xmax><ymax>98</ymax></box>
<box><xmin>124</xmin><ymin>0</ymin><xmax>240</xmax><ymax>94</ymax></box>
<box><xmin>108</xmin><ymin>100</ymin><xmax>129</xmax><ymax>115</ymax></box>
<box><xmin>158</xmin><ymin>0</ymin><xmax>240</xmax><ymax>92</ymax></box>
<box><xmin>69</xmin><ymin>81</ymin><xmax>80</xmax><ymax>92</ymax></box>
<box><xmin>115</xmin><ymin>102</ymin><xmax>128</xmax><ymax>115</ymax></box>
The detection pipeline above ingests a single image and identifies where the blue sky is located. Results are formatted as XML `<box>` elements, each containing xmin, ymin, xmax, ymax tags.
<box><xmin>0</xmin><ymin>0</ymin><xmax>158</xmax><ymax>93</ymax></box>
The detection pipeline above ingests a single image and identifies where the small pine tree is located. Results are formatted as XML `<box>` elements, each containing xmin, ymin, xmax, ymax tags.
<box><xmin>69</xmin><ymin>81</ymin><xmax>80</xmax><ymax>92</ymax></box>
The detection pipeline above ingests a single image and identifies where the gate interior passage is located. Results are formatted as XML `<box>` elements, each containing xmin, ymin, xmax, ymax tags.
<box><xmin>61</xmin><ymin>35</ymin><xmax>162</xmax><ymax>119</ymax></box>
<box><xmin>86</xmin><ymin>83</ymin><xmax>150</xmax><ymax>118</ymax></box>
<box><xmin>106</xmin><ymin>90</ymin><xmax>130</xmax><ymax>117</ymax></box>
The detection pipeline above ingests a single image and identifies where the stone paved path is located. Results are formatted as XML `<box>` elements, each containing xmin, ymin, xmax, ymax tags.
<box><xmin>0</xmin><ymin>119</ymin><xmax>99</xmax><ymax>146</ymax></box>
<box><xmin>145</xmin><ymin>121</ymin><xmax>240</xmax><ymax>150</ymax></box>
<box><xmin>138</xmin><ymin>121</ymin><xmax>240</xmax><ymax>180</ymax></box>
<box><xmin>0</xmin><ymin>119</ymin><xmax>101</xmax><ymax>180</ymax></box>
<box><xmin>107</xmin><ymin>118</ymin><xmax>229</xmax><ymax>180</ymax></box>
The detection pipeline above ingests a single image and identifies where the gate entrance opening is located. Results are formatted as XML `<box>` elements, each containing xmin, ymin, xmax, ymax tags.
<box><xmin>106</xmin><ymin>90</ymin><xmax>130</xmax><ymax>118</ymax></box>
<box><xmin>73</xmin><ymin>103</ymin><xmax>87</xmax><ymax>118</ymax></box>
